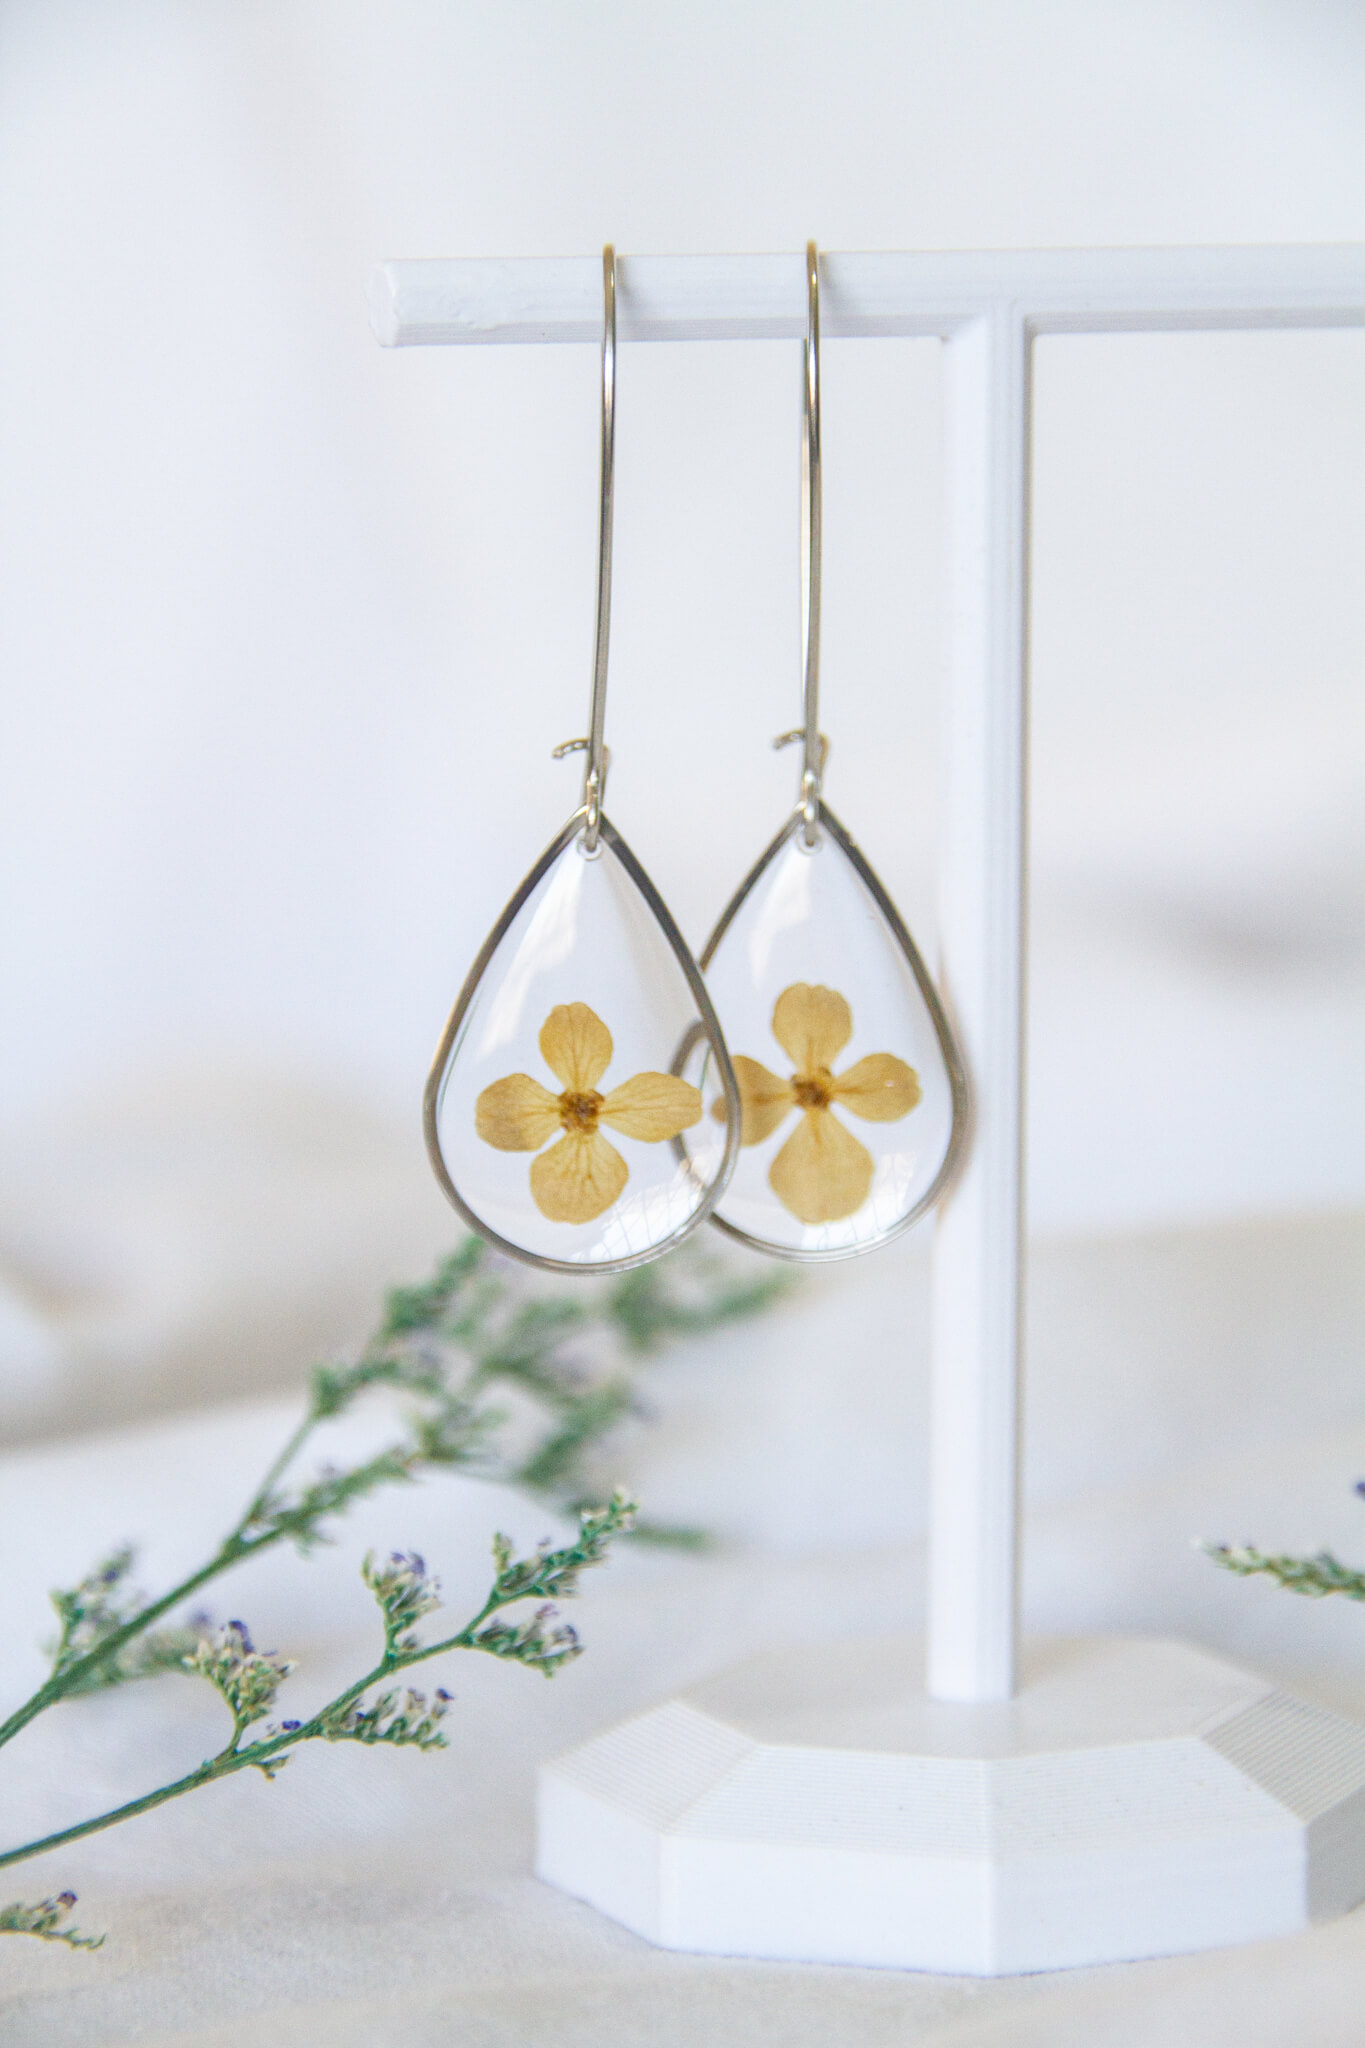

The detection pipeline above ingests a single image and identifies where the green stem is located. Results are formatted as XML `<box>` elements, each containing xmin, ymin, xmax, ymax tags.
<box><xmin>237</xmin><ymin>1409</ymin><xmax>319</xmax><ymax>1530</ymax></box>
<box><xmin>0</xmin><ymin>1751</ymin><xmax>240</xmax><ymax>1870</ymax></box>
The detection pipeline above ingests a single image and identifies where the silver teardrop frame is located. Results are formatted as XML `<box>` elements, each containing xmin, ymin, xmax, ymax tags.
<box><xmin>424</xmin><ymin>806</ymin><xmax>743</xmax><ymax>1277</ymax></box>
<box><xmin>697</xmin><ymin>799</ymin><xmax>971</xmax><ymax>1263</ymax></box>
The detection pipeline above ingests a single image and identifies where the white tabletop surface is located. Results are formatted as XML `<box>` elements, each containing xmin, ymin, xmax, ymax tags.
<box><xmin>2</xmin><ymin>1206</ymin><xmax>1365</xmax><ymax>2048</ymax></box>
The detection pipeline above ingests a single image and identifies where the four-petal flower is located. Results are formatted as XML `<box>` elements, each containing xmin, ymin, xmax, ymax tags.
<box><xmin>726</xmin><ymin>982</ymin><xmax>921</xmax><ymax>1223</ymax></box>
<box><xmin>475</xmin><ymin>1002</ymin><xmax>702</xmax><ymax>1225</ymax></box>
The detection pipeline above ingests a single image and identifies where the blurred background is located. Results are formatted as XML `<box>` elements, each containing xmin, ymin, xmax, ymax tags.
<box><xmin>0</xmin><ymin>0</ymin><xmax>1361</xmax><ymax>1622</ymax></box>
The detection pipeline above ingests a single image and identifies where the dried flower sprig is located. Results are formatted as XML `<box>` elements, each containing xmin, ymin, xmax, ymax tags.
<box><xmin>321</xmin><ymin>1683</ymin><xmax>452</xmax><ymax>1753</ymax></box>
<box><xmin>1207</xmin><ymin>1481</ymin><xmax>1365</xmax><ymax>1604</ymax></box>
<box><xmin>364</xmin><ymin>1549</ymin><xmax>444</xmax><ymax>1655</ymax></box>
<box><xmin>47</xmin><ymin>1549</ymin><xmax>215</xmax><ymax>1696</ymax></box>
<box><xmin>0</xmin><ymin>1893</ymin><xmax>103</xmax><ymax>1951</ymax></box>
<box><xmin>0</xmin><ymin>1235</ymin><xmax>785</xmax><ymax>1945</ymax></box>
<box><xmin>186</xmin><ymin>1620</ymin><xmax>297</xmax><ymax>1747</ymax></box>
<box><xmin>12</xmin><ymin>1235</ymin><xmax>777</xmax><ymax>1725</ymax></box>
<box><xmin>0</xmin><ymin>1494</ymin><xmax>635</xmax><ymax>1879</ymax></box>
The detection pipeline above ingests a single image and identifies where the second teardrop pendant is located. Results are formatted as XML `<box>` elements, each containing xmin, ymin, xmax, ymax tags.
<box><xmin>680</xmin><ymin>802</ymin><xmax>965</xmax><ymax>1259</ymax></box>
<box><xmin>681</xmin><ymin>243</ymin><xmax>967</xmax><ymax>1261</ymax></box>
<box><xmin>423</xmin><ymin>246</ymin><xmax>740</xmax><ymax>1273</ymax></box>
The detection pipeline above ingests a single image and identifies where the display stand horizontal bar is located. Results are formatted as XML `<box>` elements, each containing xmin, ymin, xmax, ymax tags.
<box><xmin>370</xmin><ymin>245</ymin><xmax>1365</xmax><ymax>347</ymax></box>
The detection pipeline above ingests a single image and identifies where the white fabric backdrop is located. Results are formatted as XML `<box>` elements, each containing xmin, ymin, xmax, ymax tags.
<box><xmin>2</xmin><ymin>1210</ymin><xmax>1365</xmax><ymax>2043</ymax></box>
<box><xmin>0</xmin><ymin>0</ymin><xmax>1361</xmax><ymax>1250</ymax></box>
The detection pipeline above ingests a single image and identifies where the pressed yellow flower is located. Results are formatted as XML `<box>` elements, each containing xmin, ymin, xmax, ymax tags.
<box><xmin>476</xmin><ymin>1001</ymin><xmax>703</xmax><ymax>1225</ymax></box>
<box><xmin>724</xmin><ymin>982</ymin><xmax>921</xmax><ymax>1224</ymax></box>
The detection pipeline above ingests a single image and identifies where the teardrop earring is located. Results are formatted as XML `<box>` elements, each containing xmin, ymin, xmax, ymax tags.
<box><xmin>424</xmin><ymin>246</ymin><xmax>741</xmax><ymax>1274</ymax></box>
<box><xmin>681</xmin><ymin>243</ymin><xmax>968</xmax><ymax>1261</ymax></box>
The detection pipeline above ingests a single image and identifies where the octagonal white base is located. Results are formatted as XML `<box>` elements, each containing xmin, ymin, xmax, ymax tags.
<box><xmin>536</xmin><ymin>1636</ymin><xmax>1365</xmax><ymax>1974</ymax></box>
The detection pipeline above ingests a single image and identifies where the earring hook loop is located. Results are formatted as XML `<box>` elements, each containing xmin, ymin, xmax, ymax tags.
<box><xmin>555</xmin><ymin>244</ymin><xmax>615</xmax><ymax>852</ymax></box>
<box><xmin>777</xmin><ymin>241</ymin><xmax>826</xmax><ymax>847</ymax></box>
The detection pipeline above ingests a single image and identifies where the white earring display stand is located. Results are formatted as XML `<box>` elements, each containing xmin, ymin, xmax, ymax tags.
<box><xmin>371</xmin><ymin>246</ymin><xmax>1365</xmax><ymax>1973</ymax></box>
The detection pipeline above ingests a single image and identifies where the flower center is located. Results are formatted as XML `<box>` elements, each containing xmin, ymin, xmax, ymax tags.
<box><xmin>559</xmin><ymin>1089</ymin><xmax>604</xmax><ymax>1133</ymax></box>
<box><xmin>792</xmin><ymin>1068</ymin><xmax>834</xmax><ymax>1112</ymax></box>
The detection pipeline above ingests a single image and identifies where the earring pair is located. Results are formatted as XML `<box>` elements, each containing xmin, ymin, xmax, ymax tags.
<box><xmin>424</xmin><ymin>245</ymin><xmax>966</xmax><ymax>1274</ymax></box>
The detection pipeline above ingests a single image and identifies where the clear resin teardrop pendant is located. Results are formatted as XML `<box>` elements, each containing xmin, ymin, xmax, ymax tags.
<box><xmin>679</xmin><ymin>802</ymin><xmax>967</xmax><ymax>1261</ymax></box>
<box><xmin>426</xmin><ymin>811</ymin><xmax>739</xmax><ymax>1274</ymax></box>
<box><xmin>422</xmin><ymin>247</ymin><xmax>739</xmax><ymax>1273</ymax></box>
<box><xmin>682</xmin><ymin>245</ymin><xmax>967</xmax><ymax>1260</ymax></box>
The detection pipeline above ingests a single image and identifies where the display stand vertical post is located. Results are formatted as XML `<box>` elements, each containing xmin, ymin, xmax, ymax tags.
<box><xmin>372</xmin><ymin>247</ymin><xmax>1365</xmax><ymax>1973</ymax></box>
<box><xmin>928</xmin><ymin>304</ymin><xmax>1029</xmax><ymax>1704</ymax></box>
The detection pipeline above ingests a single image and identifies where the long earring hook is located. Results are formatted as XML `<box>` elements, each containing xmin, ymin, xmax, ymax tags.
<box><xmin>775</xmin><ymin>241</ymin><xmax>826</xmax><ymax>848</ymax></box>
<box><xmin>553</xmin><ymin>244</ymin><xmax>616</xmax><ymax>854</ymax></box>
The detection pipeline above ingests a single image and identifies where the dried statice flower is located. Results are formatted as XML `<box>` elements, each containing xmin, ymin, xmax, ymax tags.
<box><xmin>321</xmin><ymin>1685</ymin><xmax>453</xmax><ymax>1752</ymax></box>
<box><xmin>1209</xmin><ymin>1483</ymin><xmax>1365</xmax><ymax>1605</ymax></box>
<box><xmin>473</xmin><ymin>1603</ymin><xmax>583</xmax><ymax>1676</ymax></box>
<box><xmin>0</xmin><ymin>1893</ymin><xmax>103</xmax><ymax>1950</ymax></box>
<box><xmin>362</xmin><ymin>1550</ymin><xmax>443</xmax><ymax>1654</ymax></box>
<box><xmin>1207</xmin><ymin>1541</ymin><xmax>1365</xmax><ymax>1601</ymax></box>
<box><xmin>47</xmin><ymin>1549</ymin><xmax>143</xmax><ymax>1677</ymax></box>
<box><xmin>185</xmin><ymin>1621</ymin><xmax>296</xmax><ymax>1737</ymax></box>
